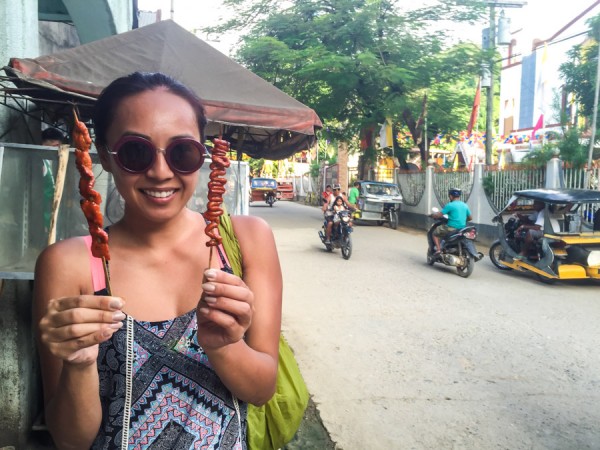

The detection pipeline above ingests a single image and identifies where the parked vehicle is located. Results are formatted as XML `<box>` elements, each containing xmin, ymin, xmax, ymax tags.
<box><xmin>354</xmin><ymin>180</ymin><xmax>402</xmax><ymax>229</ymax></box>
<box><xmin>318</xmin><ymin>209</ymin><xmax>353</xmax><ymax>260</ymax></box>
<box><xmin>426</xmin><ymin>209</ymin><xmax>484</xmax><ymax>277</ymax></box>
<box><xmin>250</xmin><ymin>177</ymin><xmax>277</xmax><ymax>207</ymax></box>
<box><xmin>277</xmin><ymin>181</ymin><xmax>294</xmax><ymax>200</ymax></box>
<box><xmin>489</xmin><ymin>188</ymin><xmax>600</xmax><ymax>282</ymax></box>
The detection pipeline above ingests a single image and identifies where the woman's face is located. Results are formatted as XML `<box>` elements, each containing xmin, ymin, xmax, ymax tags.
<box><xmin>100</xmin><ymin>88</ymin><xmax>201</xmax><ymax>224</ymax></box>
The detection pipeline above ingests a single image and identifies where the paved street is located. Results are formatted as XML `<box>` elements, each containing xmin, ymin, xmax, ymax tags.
<box><xmin>251</xmin><ymin>200</ymin><xmax>600</xmax><ymax>450</ymax></box>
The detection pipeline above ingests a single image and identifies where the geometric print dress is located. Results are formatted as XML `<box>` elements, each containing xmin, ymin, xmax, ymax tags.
<box><xmin>84</xmin><ymin>238</ymin><xmax>246</xmax><ymax>449</ymax></box>
<box><xmin>92</xmin><ymin>298</ymin><xmax>247</xmax><ymax>450</ymax></box>
<box><xmin>91</xmin><ymin>305</ymin><xmax>247</xmax><ymax>450</ymax></box>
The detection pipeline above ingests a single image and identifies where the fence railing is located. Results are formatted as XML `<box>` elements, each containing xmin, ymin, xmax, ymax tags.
<box><xmin>433</xmin><ymin>169</ymin><xmax>474</xmax><ymax>206</ymax></box>
<box><xmin>396</xmin><ymin>171</ymin><xmax>426</xmax><ymax>207</ymax></box>
<box><xmin>483</xmin><ymin>166</ymin><xmax>545</xmax><ymax>212</ymax></box>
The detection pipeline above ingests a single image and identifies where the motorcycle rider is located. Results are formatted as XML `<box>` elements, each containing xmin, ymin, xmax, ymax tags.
<box><xmin>431</xmin><ymin>188</ymin><xmax>472</xmax><ymax>255</ymax></box>
<box><xmin>322</xmin><ymin>184</ymin><xmax>349</xmax><ymax>243</ymax></box>
<box><xmin>514</xmin><ymin>200</ymin><xmax>545</xmax><ymax>260</ymax></box>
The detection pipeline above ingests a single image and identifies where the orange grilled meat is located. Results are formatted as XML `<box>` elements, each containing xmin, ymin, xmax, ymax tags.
<box><xmin>73</xmin><ymin>116</ymin><xmax>110</xmax><ymax>260</ymax></box>
<box><xmin>205</xmin><ymin>138</ymin><xmax>231</xmax><ymax>247</ymax></box>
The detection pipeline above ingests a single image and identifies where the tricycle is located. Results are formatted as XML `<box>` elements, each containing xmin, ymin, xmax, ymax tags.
<box><xmin>354</xmin><ymin>180</ymin><xmax>403</xmax><ymax>229</ymax></box>
<box><xmin>249</xmin><ymin>177</ymin><xmax>278</xmax><ymax>207</ymax></box>
<box><xmin>489</xmin><ymin>188</ymin><xmax>600</xmax><ymax>282</ymax></box>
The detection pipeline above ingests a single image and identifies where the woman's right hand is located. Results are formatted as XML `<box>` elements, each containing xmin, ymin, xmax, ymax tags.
<box><xmin>38</xmin><ymin>295</ymin><xmax>125</xmax><ymax>366</ymax></box>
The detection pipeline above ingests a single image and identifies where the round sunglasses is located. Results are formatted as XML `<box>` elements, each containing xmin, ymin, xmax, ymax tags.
<box><xmin>107</xmin><ymin>136</ymin><xmax>207</xmax><ymax>174</ymax></box>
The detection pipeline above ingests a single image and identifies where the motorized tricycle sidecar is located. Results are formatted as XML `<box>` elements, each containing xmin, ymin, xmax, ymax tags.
<box><xmin>354</xmin><ymin>180</ymin><xmax>403</xmax><ymax>230</ymax></box>
<box><xmin>249</xmin><ymin>177</ymin><xmax>278</xmax><ymax>207</ymax></box>
<box><xmin>489</xmin><ymin>188</ymin><xmax>600</xmax><ymax>282</ymax></box>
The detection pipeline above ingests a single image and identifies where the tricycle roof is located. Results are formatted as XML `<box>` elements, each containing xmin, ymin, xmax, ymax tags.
<box><xmin>358</xmin><ymin>180</ymin><xmax>397</xmax><ymax>187</ymax></box>
<box><xmin>512</xmin><ymin>188</ymin><xmax>600</xmax><ymax>204</ymax></box>
<box><xmin>251</xmin><ymin>178</ymin><xmax>277</xmax><ymax>188</ymax></box>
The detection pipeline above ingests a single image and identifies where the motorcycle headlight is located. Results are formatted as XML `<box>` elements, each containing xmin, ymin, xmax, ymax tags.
<box><xmin>342</xmin><ymin>215</ymin><xmax>350</xmax><ymax>223</ymax></box>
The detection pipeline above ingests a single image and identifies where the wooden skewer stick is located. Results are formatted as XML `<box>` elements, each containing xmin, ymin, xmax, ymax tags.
<box><xmin>102</xmin><ymin>258</ymin><xmax>113</xmax><ymax>296</ymax></box>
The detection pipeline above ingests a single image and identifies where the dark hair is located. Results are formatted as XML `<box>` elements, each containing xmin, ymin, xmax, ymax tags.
<box><xmin>334</xmin><ymin>195</ymin><xmax>345</xmax><ymax>204</ymax></box>
<box><xmin>326</xmin><ymin>184</ymin><xmax>332</xmax><ymax>189</ymax></box>
<box><xmin>41</xmin><ymin>127</ymin><xmax>65</xmax><ymax>143</ymax></box>
<box><xmin>354</xmin><ymin>182</ymin><xmax>360</xmax><ymax>187</ymax></box>
<box><xmin>93</xmin><ymin>72</ymin><xmax>207</xmax><ymax>149</ymax></box>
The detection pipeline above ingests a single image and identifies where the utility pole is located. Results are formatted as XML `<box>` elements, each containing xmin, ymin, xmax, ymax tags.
<box><xmin>484</xmin><ymin>1</ymin><xmax>527</xmax><ymax>166</ymax></box>
<box><xmin>586</xmin><ymin>36</ymin><xmax>600</xmax><ymax>189</ymax></box>
<box><xmin>485</xmin><ymin>5</ymin><xmax>496</xmax><ymax>166</ymax></box>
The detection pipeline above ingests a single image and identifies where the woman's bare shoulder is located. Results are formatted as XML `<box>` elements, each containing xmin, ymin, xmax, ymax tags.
<box><xmin>230</xmin><ymin>214</ymin><xmax>270</xmax><ymax>231</ymax></box>
<box><xmin>35</xmin><ymin>236</ymin><xmax>91</xmax><ymax>293</ymax></box>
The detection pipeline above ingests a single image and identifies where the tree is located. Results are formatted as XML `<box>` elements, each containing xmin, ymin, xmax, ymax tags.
<box><xmin>207</xmin><ymin>0</ymin><xmax>486</xmax><ymax>173</ymax></box>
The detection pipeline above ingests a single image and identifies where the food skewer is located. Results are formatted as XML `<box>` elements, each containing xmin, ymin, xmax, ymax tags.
<box><xmin>72</xmin><ymin>109</ymin><xmax>113</xmax><ymax>295</ymax></box>
<box><xmin>204</xmin><ymin>138</ymin><xmax>231</xmax><ymax>267</ymax></box>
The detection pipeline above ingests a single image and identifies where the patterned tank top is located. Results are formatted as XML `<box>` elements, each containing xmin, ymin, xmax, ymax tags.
<box><xmin>84</xmin><ymin>237</ymin><xmax>247</xmax><ymax>449</ymax></box>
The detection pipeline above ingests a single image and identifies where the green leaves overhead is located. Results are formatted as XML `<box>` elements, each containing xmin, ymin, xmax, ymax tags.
<box><xmin>210</xmin><ymin>0</ymin><xmax>487</xmax><ymax>143</ymax></box>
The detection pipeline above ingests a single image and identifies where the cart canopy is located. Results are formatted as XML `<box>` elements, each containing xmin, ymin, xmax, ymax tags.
<box><xmin>5</xmin><ymin>20</ymin><xmax>322</xmax><ymax>160</ymax></box>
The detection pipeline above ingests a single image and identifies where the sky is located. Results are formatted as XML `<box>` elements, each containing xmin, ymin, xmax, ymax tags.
<box><xmin>137</xmin><ymin>0</ymin><xmax>598</xmax><ymax>56</ymax></box>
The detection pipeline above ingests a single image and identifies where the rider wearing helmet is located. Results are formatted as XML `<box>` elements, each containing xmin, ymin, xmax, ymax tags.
<box><xmin>431</xmin><ymin>188</ymin><xmax>472</xmax><ymax>255</ymax></box>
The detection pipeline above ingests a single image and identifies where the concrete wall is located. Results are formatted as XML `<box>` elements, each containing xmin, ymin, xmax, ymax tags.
<box><xmin>397</xmin><ymin>164</ymin><xmax>499</xmax><ymax>246</ymax></box>
<box><xmin>0</xmin><ymin>279</ymin><xmax>41</xmax><ymax>449</ymax></box>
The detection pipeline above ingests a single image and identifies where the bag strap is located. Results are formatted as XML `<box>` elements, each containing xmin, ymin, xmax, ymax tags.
<box><xmin>217</xmin><ymin>210</ymin><xmax>243</xmax><ymax>277</ymax></box>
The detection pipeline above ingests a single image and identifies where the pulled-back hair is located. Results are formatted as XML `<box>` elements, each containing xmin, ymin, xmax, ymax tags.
<box><xmin>93</xmin><ymin>72</ymin><xmax>207</xmax><ymax>148</ymax></box>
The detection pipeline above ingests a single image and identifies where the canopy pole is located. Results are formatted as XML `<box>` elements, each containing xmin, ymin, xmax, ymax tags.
<box><xmin>236</xmin><ymin>129</ymin><xmax>246</xmax><ymax>215</ymax></box>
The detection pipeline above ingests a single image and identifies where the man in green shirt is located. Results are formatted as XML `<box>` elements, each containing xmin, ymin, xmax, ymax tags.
<box><xmin>347</xmin><ymin>181</ymin><xmax>360</xmax><ymax>209</ymax></box>
<box><xmin>431</xmin><ymin>188</ymin><xmax>472</xmax><ymax>255</ymax></box>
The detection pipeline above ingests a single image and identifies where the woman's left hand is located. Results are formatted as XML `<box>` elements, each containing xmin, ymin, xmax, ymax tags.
<box><xmin>196</xmin><ymin>268</ymin><xmax>254</xmax><ymax>350</ymax></box>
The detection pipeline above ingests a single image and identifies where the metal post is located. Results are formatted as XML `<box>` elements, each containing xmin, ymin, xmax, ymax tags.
<box><xmin>485</xmin><ymin>5</ymin><xmax>496</xmax><ymax>166</ymax></box>
<box><xmin>586</xmin><ymin>38</ymin><xmax>600</xmax><ymax>188</ymax></box>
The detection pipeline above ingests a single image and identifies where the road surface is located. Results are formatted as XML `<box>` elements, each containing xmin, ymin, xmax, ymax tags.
<box><xmin>251</xmin><ymin>200</ymin><xmax>600</xmax><ymax>450</ymax></box>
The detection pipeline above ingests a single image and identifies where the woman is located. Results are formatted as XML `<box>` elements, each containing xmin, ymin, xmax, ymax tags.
<box><xmin>33</xmin><ymin>72</ymin><xmax>282</xmax><ymax>449</ymax></box>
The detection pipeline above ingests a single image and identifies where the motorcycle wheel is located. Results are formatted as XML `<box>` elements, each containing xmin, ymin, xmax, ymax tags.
<box><xmin>426</xmin><ymin>248</ymin><xmax>435</xmax><ymax>265</ymax></box>
<box><xmin>489</xmin><ymin>241</ymin><xmax>513</xmax><ymax>271</ymax></box>
<box><xmin>341</xmin><ymin>234</ymin><xmax>352</xmax><ymax>260</ymax></box>
<box><xmin>456</xmin><ymin>254</ymin><xmax>474</xmax><ymax>278</ymax></box>
<box><xmin>389</xmin><ymin>210</ymin><xmax>398</xmax><ymax>230</ymax></box>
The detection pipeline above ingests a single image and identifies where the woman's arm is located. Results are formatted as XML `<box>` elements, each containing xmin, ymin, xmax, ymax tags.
<box><xmin>33</xmin><ymin>239</ymin><xmax>124</xmax><ymax>449</ymax></box>
<box><xmin>198</xmin><ymin>215</ymin><xmax>282</xmax><ymax>405</ymax></box>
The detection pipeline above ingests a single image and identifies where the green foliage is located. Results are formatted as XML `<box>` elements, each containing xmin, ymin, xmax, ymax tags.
<box><xmin>309</xmin><ymin>161</ymin><xmax>321</xmax><ymax>178</ymax></box>
<box><xmin>482</xmin><ymin>174</ymin><xmax>497</xmax><ymax>196</ymax></box>
<box><xmin>557</xmin><ymin>127</ymin><xmax>588</xmax><ymax>168</ymax></box>
<box><xmin>216</xmin><ymin>0</ymin><xmax>486</xmax><ymax>145</ymax></box>
<box><xmin>248</xmin><ymin>158</ymin><xmax>265</xmax><ymax>176</ymax></box>
<box><xmin>521</xmin><ymin>128</ymin><xmax>588</xmax><ymax>168</ymax></box>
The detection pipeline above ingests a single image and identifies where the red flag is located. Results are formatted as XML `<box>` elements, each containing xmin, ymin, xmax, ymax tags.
<box><xmin>467</xmin><ymin>79</ymin><xmax>481</xmax><ymax>135</ymax></box>
<box><xmin>531</xmin><ymin>114</ymin><xmax>544</xmax><ymax>141</ymax></box>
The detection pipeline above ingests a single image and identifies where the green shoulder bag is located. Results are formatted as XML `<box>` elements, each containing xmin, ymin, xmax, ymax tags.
<box><xmin>217</xmin><ymin>213</ymin><xmax>309</xmax><ymax>450</ymax></box>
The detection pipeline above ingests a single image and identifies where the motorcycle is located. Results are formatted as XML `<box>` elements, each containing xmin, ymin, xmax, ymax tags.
<box><xmin>264</xmin><ymin>190</ymin><xmax>276</xmax><ymax>207</ymax></box>
<box><xmin>426</xmin><ymin>209</ymin><xmax>484</xmax><ymax>277</ymax></box>
<box><xmin>319</xmin><ymin>209</ymin><xmax>353</xmax><ymax>260</ymax></box>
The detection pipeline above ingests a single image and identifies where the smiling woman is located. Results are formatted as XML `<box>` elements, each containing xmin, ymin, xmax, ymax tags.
<box><xmin>32</xmin><ymin>72</ymin><xmax>283</xmax><ymax>450</ymax></box>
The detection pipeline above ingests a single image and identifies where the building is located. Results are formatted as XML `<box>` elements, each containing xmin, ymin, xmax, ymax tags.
<box><xmin>498</xmin><ymin>1</ymin><xmax>600</xmax><ymax>142</ymax></box>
